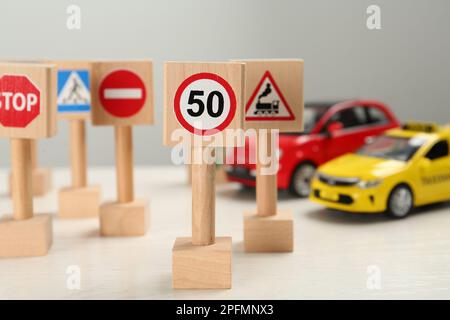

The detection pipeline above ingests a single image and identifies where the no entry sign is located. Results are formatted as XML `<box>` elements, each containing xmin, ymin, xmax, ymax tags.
<box><xmin>0</xmin><ymin>75</ymin><xmax>40</xmax><ymax>128</ymax></box>
<box><xmin>174</xmin><ymin>72</ymin><xmax>236</xmax><ymax>136</ymax></box>
<box><xmin>99</xmin><ymin>70</ymin><xmax>146</xmax><ymax>118</ymax></box>
<box><xmin>91</xmin><ymin>61</ymin><xmax>153</xmax><ymax>126</ymax></box>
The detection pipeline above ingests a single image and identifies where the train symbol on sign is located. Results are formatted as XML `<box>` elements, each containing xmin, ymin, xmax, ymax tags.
<box><xmin>245</xmin><ymin>71</ymin><xmax>294</xmax><ymax>121</ymax></box>
<box><xmin>254</xmin><ymin>83</ymin><xmax>280</xmax><ymax>115</ymax></box>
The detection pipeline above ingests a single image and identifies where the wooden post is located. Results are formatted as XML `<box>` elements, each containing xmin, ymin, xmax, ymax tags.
<box><xmin>191</xmin><ymin>146</ymin><xmax>215</xmax><ymax>246</ymax></box>
<box><xmin>92</xmin><ymin>61</ymin><xmax>152</xmax><ymax>237</ymax></box>
<box><xmin>256</xmin><ymin>130</ymin><xmax>277</xmax><ymax>217</ymax></box>
<box><xmin>70</xmin><ymin>119</ymin><xmax>87</xmax><ymax>188</ymax></box>
<box><xmin>10</xmin><ymin>139</ymin><xmax>33</xmax><ymax>221</ymax></box>
<box><xmin>238</xmin><ymin>59</ymin><xmax>303</xmax><ymax>253</ymax></box>
<box><xmin>166</xmin><ymin>62</ymin><xmax>240</xmax><ymax>289</ymax></box>
<box><xmin>115</xmin><ymin>125</ymin><xmax>134</xmax><ymax>203</ymax></box>
<box><xmin>59</xmin><ymin>118</ymin><xmax>101</xmax><ymax>219</ymax></box>
<box><xmin>30</xmin><ymin>139</ymin><xmax>38</xmax><ymax>170</ymax></box>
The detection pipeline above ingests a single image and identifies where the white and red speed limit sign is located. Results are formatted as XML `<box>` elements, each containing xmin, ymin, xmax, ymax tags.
<box><xmin>174</xmin><ymin>72</ymin><xmax>236</xmax><ymax>136</ymax></box>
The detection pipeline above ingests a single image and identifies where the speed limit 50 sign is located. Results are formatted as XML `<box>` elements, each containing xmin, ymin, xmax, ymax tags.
<box><xmin>164</xmin><ymin>62</ymin><xmax>244</xmax><ymax>147</ymax></box>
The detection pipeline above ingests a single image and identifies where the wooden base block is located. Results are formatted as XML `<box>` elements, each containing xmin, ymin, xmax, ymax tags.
<box><xmin>9</xmin><ymin>168</ymin><xmax>52</xmax><ymax>197</ymax></box>
<box><xmin>172</xmin><ymin>236</ymin><xmax>232</xmax><ymax>289</ymax></box>
<box><xmin>0</xmin><ymin>215</ymin><xmax>53</xmax><ymax>258</ymax></box>
<box><xmin>58</xmin><ymin>186</ymin><xmax>101</xmax><ymax>219</ymax></box>
<box><xmin>244</xmin><ymin>210</ymin><xmax>294</xmax><ymax>253</ymax></box>
<box><xmin>99</xmin><ymin>198</ymin><xmax>149</xmax><ymax>237</ymax></box>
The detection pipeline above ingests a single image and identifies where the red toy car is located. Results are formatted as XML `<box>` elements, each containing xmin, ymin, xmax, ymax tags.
<box><xmin>225</xmin><ymin>100</ymin><xmax>400</xmax><ymax>197</ymax></box>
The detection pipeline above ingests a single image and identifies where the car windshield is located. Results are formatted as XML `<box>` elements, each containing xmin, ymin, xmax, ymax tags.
<box><xmin>357</xmin><ymin>135</ymin><xmax>426</xmax><ymax>161</ymax></box>
<box><xmin>283</xmin><ymin>103</ymin><xmax>333</xmax><ymax>135</ymax></box>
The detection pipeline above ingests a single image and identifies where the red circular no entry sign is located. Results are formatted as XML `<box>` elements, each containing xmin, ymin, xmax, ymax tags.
<box><xmin>99</xmin><ymin>69</ymin><xmax>146</xmax><ymax>118</ymax></box>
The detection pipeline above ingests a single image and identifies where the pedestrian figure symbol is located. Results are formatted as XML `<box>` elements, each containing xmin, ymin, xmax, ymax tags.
<box><xmin>64</xmin><ymin>77</ymin><xmax>88</xmax><ymax>104</ymax></box>
<box><xmin>57</xmin><ymin>70</ymin><xmax>91</xmax><ymax>113</ymax></box>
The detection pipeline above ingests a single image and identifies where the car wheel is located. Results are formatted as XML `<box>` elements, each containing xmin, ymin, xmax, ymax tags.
<box><xmin>289</xmin><ymin>163</ymin><xmax>316</xmax><ymax>197</ymax></box>
<box><xmin>386</xmin><ymin>185</ymin><xmax>413</xmax><ymax>219</ymax></box>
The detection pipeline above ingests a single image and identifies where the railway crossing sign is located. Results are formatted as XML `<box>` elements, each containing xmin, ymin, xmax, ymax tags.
<box><xmin>164</xmin><ymin>62</ymin><xmax>245</xmax><ymax>147</ymax></box>
<box><xmin>233</xmin><ymin>60</ymin><xmax>304</xmax><ymax>132</ymax></box>
<box><xmin>0</xmin><ymin>63</ymin><xmax>57</xmax><ymax>139</ymax></box>
<box><xmin>91</xmin><ymin>61</ymin><xmax>153</xmax><ymax>126</ymax></box>
<box><xmin>245</xmin><ymin>71</ymin><xmax>294</xmax><ymax>121</ymax></box>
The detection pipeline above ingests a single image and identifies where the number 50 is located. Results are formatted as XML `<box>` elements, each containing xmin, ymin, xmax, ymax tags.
<box><xmin>187</xmin><ymin>90</ymin><xmax>224</xmax><ymax>118</ymax></box>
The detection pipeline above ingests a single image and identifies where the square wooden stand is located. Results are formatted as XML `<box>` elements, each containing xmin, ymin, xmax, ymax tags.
<box><xmin>99</xmin><ymin>198</ymin><xmax>149</xmax><ymax>237</ymax></box>
<box><xmin>9</xmin><ymin>168</ymin><xmax>52</xmax><ymax>197</ymax></box>
<box><xmin>244</xmin><ymin>210</ymin><xmax>294</xmax><ymax>252</ymax></box>
<box><xmin>58</xmin><ymin>186</ymin><xmax>101</xmax><ymax>219</ymax></box>
<box><xmin>172</xmin><ymin>236</ymin><xmax>232</xmax><ymax>289</ymax></box>
<box><xmin>31</xmin><ymin>168</ymin><xmax>52</xmax><ymax>196</ymax></box>
<box><xmin>0</xmin><ymin>214</ymin><xmax>53</xmax><ymax>258</ymax></box>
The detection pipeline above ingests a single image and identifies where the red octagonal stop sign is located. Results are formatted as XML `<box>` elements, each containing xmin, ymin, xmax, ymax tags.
<box><xmin>0</xmin><ymin>75</ymin><xmax>41</xmax><ymax>128</ymax></box>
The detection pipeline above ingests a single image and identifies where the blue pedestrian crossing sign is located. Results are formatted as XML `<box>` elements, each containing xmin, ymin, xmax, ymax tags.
<box><xmin>57</xmin><ymin>70</ymin><xmax>90</xmax><ymax>115</ymax></box>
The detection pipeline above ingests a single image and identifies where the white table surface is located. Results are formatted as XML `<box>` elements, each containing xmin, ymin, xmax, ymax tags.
<box><xmin>1</xmin><ymin>166</ymin><xmax>450</xmax><ymax>300</ymax></box>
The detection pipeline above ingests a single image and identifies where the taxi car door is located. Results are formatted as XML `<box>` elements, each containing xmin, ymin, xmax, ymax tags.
<box><xmin>420</xmin><ymin>139</ymin><xmax>450</xmax><ymax>202</ymax></box>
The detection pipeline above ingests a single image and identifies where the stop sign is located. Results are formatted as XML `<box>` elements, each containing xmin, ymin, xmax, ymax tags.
<box><xmin>0</xmin><ymin>75</ymin><xmax>40</xmax><ymax>128</ymax></box>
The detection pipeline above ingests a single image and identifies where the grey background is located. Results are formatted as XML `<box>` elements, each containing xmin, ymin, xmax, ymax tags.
<box><xmin>0</xmin><ymin>0</ymin><xmax>449</xmax><ymax>167</ymax></box>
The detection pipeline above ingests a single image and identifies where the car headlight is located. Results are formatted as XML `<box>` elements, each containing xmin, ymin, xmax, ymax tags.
<box><xmin>357</xmin><ymin>179</ymin><xmax>382</xmax><ymax>189</ymax></box>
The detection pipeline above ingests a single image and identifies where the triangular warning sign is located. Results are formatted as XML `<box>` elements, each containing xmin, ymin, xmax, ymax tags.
<box><xmin>245</xmin><ymin>71</ymin><xmax>295</xmax><ymax>121</ymax></box>
<box><xmin>57</xmin><ymin>71</ymin><xmax>90</xmax><ymax>107</ymax></box>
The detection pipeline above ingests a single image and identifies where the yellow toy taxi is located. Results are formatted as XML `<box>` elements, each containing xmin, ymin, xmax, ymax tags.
<box><xmin>310</xmin><ymin>122</ymin><xmax>450</xmax><ymax>218</ymax></box>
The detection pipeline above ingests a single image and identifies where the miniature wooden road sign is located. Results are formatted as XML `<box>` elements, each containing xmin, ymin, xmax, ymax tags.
<box><xmin>56</xmin><ymin>62</ymin><xmax>91</xmax><ymax>120</ymax></box>
<box><xmin>245</xmin><ymin>71</ymin><xmax>295</xmax><ymax>120</ymax></box>
<box><xmin>2</xmin><ymin>60</ymin><xmax>53</xmax><ymax>197</ymax></box>
<box><xmin>235</xmin><ymin>59</ymin><xmax>303</xmax><ymax>132</ymax></box>
<box><xmin>234</xmin><ymin>59</ymin><xmax>304</xmax><ymax>253</ymax></box>
<box><xmin>55</xmin><ymin>61</ymin><xmax>100</xmax><ymax>218</ymax></box>
<box><xmin>164</xmin><ymin>62</ymin><xmax>244</xmax><ymax>289</ymax></box>
<box><xmin>164</xmin><ymin>63</ymin><xmax>244</xmax><ymax>147</ymax></box>
<box><xmin>91</xmin><ymin>60</ymin><xmax>153</xmax><ymax>236</ymax></box>
<box><xmin>0</xmin><ymin>62</ymin><xmax>57</xmax><ymax>257</ymax></box>
<box><xmin>92</xmin><ymin>62</ymin><xmax>153</xmax><ymax>126</ymax></box>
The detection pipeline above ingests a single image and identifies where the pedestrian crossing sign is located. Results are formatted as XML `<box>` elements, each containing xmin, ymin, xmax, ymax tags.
<box><xmin>57</xmin><ymin>70</ymin><xmax>90</xmax><ymax>115</ymax></box>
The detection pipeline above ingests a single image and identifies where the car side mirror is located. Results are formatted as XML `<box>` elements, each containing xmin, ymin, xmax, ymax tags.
<box><xmin>327</xmin><ymin>121</ymin><xmax>343</xmax><ymax>137</ymax></box>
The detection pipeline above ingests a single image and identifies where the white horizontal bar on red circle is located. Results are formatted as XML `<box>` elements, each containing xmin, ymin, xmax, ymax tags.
<box><xmin>103</xmin><ymin>88</ymin><xmax>143</xmax><ymax>99</ymax></box>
